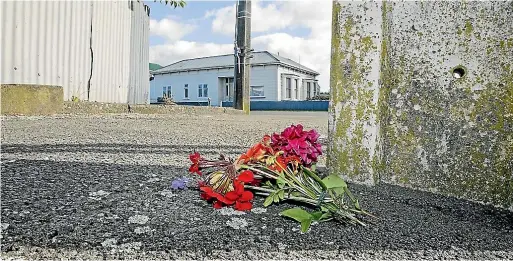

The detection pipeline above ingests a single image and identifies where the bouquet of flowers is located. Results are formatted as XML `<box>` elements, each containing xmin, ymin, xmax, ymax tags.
<box><xmin>187</xmin><ymin>124</ymin><xmax>372</xmax><ymax>232</ymax></box>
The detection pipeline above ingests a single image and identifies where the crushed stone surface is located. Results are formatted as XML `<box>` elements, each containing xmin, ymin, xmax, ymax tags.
<box><xmin>2</xmin><ymin>112</ymin><xmax>512</xmax><ymax>260</ymax></box>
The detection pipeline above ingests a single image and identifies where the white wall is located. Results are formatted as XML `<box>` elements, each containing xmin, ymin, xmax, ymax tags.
<box><xmin>0</xmin><ymin>0</ymin><xmax>150</xmax><ymax>104</ymax></box>
<box><xmin>150</xmin><ymin>65</ymin><xmax>279</xmax><ymax>106</ymax></box>
<box><xmin>277</xmin><ymin>67</ymin><xmax>317</xmax><ymax>101</ymax></box>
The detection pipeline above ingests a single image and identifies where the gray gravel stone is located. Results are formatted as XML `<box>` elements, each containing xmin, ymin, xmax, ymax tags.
<box><xmin>128</xmin><ymin>215</ymin><xmax>149</xmax><ymax>225</ymax></box>
<box><xmin>226</xmin><ymin>218</ymin><xmax>248</xmax><ymax>229</ymax></box>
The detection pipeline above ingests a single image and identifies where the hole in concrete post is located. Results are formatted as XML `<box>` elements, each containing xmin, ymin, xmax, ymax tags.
<box><xmin>452</xmin><ymin>66</ymin><xmax>466</xmax><ymax>79</ymax></box>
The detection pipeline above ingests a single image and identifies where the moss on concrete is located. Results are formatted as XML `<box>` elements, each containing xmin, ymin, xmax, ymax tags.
<box><xmin>1</xmin><ymin>84</ymin><xmax>63</xmax><ymax>115</ymax></box>
<box><xmin>328</xmin><ymin>1</ymin><xmax>381</xmax><ymax>183</ymax></box>
<box><xmin>330</xmin><ymin>0</ymin><xmax>513</xmax><ymax>208</ymax></box>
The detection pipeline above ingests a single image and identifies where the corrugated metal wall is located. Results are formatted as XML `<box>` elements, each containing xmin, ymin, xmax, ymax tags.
<box><xmin>128</xmin><ymin>1</ymin><xmax>150</xmax><ymax>104</ymax></box>
<box><xmin>0</xmin><ymin>0</ymin><xmax>150</xmax><ymax>104</ymax></box>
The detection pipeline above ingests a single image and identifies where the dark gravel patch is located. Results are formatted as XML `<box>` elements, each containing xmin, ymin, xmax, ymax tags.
<box><xmin>1</xmin><ymin>157</ymin><xmax>512</xmax><ymax>259</ymax></box>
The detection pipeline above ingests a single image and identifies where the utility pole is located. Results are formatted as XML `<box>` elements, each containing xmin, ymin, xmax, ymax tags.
<box><xmin>233</xmin><ymin>0</ymin><xmax>252</xmax><ymax>114</ymax></box>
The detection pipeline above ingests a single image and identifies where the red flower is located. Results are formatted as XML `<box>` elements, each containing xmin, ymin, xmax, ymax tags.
<box><xmin>189</xmin><ymin>164</ymin><xmax>201</xmax><ymax>175</ymax></box>
<box><xmin>224</xmin><ymin>181</ymin><xmax>254</xmax><ymax>211</ymax></box>
<box><xmin>188</xmin><ymin>152</ymin><xmax>202</xmax><ymax>175</ymax></box>
<box><xmin>199</xmin><ymin>185</ymin><xmax>236</xmax><ymax>209</ymax></box>
<box><xmin>189</xmin><ymin>152</ymin><xmax>201</xmax><ymax>164</ymax></box>
<box><xmin>237</xmin><ymin>170</ymin><xmax>254</xmax><ymax>183</ymax></box>
<box><xmin>270</xmin><ymin>124</ymin><xmax>322</xmax><ymax>167</ymax></box>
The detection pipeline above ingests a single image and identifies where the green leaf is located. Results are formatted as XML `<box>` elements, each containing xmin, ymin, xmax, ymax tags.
<box><xmin>300</xmin><ymin>219</ymin><xmax>312</xmax><ymax>233</ymax></box>
<box><xmin>276</xmin><ymin>177</ymin><xmax>286</xmax><ymax>189</ymax></box>
<box><xmin>263</xmin><ymin>194</ymin><xmax>274</xmax><ymax>207</ymax></box>
<box><xmin>280</xmin><ymin>208</ymin><xmax>312</xmax><ymax>223</ymax></box>
<box><xmin>311</xmin><ymin>164</ymin><xmax>317</xmax><ymax>172</ymax></box>
<box><xmin>311</xmin><ymin>211</ymin><xmax>323</xmax><ymax>221</ymax></box>
<box><xmin>322</xmin><ymin>175</ymin><xmax>348</xmax><ymax>196</ymax></box>
<box><xmin>278</xmin><ymin>190</ymin><xmax>285</xmax><ymax>200</ymax></box>
<box><xmin>273</xmin><ymin>193</ymin><xmax>280</xmax><ymax>203</ymax></box>
<box><xmin>320</xmin><ymin>212</ymin><xmax>332</xmax><ymax>221</ymax></box>
<box><xmin>322</xmin><ymin>175</ymin><xmax>348</xmax><ymax>189</ymax></box>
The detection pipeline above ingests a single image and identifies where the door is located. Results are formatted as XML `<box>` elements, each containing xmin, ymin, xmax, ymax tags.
<box><xmin>224</xmin><ymin>78</ymin><xmax>234</xmax><ymax>102</ymax></box>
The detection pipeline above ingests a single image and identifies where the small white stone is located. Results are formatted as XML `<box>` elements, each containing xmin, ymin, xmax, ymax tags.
<box><xmin>89</xmin><ymin>190</ymin><xmax>110</xmax><ymax>197</ymax></box>
<box><xmin>226</xmin><ymin>217</ymin><xmax>248</xmax><ymax>229</ymax></box>
<box><xmin>128</xmin><ymin>215</ymin><xmax>149</xmax><ymax>225</ymax></box>
<box><xmin>413</xmin><ymin>104</ymin><xmax>421</xmax><ymax>111</ymax></box>
<box><xmin>134</xmin><ymin>226</ymin><xmax>152</xmax><ymax>234</ymax></box>
<box><xmin>217</xmin><ymin>208</ymin><xmax>246</xmax><ymax>216</ymax></box>
<box><xmin>146</xmin><ymin>178</ymin><xmax>160</xmax><ymax>183</ymax></box>
<box><xmin>277</xmin><ymin>243</ymin><xmax>287</xmax><ymax>250</ymax></box>
<box><xmin>251</xmin><ymin>207</ymin><xmax>267</xmax><ymax>214</ymax></box>
<box><xmin>275</xmin><ymin>227</ymin><xmax>285</xmax><ymax>233</ymax></box>
<box><xmin>160</xmin><ymin>190</ymin><xmax>175</xmax><ymax>198</ymax></box>
<box><xmin>1</xmin><ymin>223</ymin><xmax>9</xmax><ymax>230</ymax></box>
<box><xmin>101</xmin><ymin>238</ymin><xmax>117</xmax><ymax>248</ymax></box>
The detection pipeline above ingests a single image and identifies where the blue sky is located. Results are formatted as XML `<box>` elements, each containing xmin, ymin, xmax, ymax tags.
<box><xmin>146</xmin><ymin>1</ymin><xmax>310</xmax><ymax>46</ymax></box>
<box><xmin>146</xmin><ymin>0</ymin><xmax>332</xmax><ymax>91</ymax></box>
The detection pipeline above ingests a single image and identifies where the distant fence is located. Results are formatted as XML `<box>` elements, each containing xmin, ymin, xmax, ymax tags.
<box><xmin>221</xmin><ymin>101</ymin><xmax>329</xmax><ymax>111</ymax></box>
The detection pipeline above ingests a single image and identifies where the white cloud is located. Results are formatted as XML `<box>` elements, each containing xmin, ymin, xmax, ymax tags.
<box><xmin>150</xmin><ymin>41</ymin><xmax>233</xmax><ymax>67</ymax></box>
<box><xmin>205</xmin><ymin>0</ymin><xmax>332</xmax><ymax>91</ymax></box>
<box><xmin>149</xmin><ymin>17</ymin><xmax>196</xmax><ymax>42</ymax></box>
<box><xmin>149</xmin><ymin>1</ymin><xmax>332</xmax><ymax>91</ymax></box>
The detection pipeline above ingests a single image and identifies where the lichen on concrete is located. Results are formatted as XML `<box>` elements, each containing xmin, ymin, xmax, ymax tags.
<box><xmin>328</xmin><ymin>1</ymin><xmax>384</xmax><ymax>184</ymax></box>
<box><xmin>1</xmin><ymin>84</ymin><xmax>63</xmax><ymax>115</ymax></box>
<box><xmin>329</xmin><ymin>0</ymin><xmax>513</xmax><ymax>208</ymax></box>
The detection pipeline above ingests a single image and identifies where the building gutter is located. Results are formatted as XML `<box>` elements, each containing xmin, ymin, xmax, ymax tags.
<box><xmin>153</xmin><ymin>62</ymin><xmax>319</xmax><ymax>76</ymax></box>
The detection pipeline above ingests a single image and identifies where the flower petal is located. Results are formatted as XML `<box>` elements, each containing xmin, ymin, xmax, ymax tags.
<box><xmin>235</xmin><ymin>201</ymin><xmax>253</xmax><ymax>211</ymax></box>
<box><xmin>234</xmin><ymin>181</ymin><xmax>244</xmax><ymax>195</ymax></box>
<box><xmin>239</xmin><ymin>191</ymin><xmax>254</xmax><ymax>202</ymax></box>
<box><xmin>225</xmin><ymin>191</ymin><xmax>240</xmax><ymax>201</ymax></box>
<box><xmin>237</xmin><ymin>170</ymin><xmax>254</xmax><ymax>183</ymax></box>
<box><xmin>199</xmin><ymin>186</ymin><xmax>212</xmax><ymax>193</ymax></box>
<box><xmin>213</xmin><ymin>201</ymin><xmax>224</xmax><ymax>209</ymax></box>
<box><xmin>200</xmin><ymin>192</ymin><xmax>211</xmax><ymax>200</ymax></box>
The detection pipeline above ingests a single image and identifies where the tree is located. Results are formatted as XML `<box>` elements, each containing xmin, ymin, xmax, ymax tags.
<box><xmin>154</xmin><ymin>0</ymin><xmax>186</xmax><ymax>8</ymax></box>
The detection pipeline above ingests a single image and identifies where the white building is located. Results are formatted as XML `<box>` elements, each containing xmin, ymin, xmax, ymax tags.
<box><xmin>150</xmin><ymin>51</ymin><xmax>320</xmax><ymax>106</ymax></box>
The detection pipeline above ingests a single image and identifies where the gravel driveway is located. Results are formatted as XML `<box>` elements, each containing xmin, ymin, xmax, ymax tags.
<box><xmin>1</xmin><ymin>112</ymin><xmax>512</xmax><ymax>260</ymax></box>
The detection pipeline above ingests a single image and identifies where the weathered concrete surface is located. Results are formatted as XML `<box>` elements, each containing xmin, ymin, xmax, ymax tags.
<box><xmin>1</xmin><ymin>113</ymin><xmax>512</xmax><ymax>260</ymax></box>
<box><xmin>1</xmin><ymin>84</ymin><xmax>63</xmax><ymax>115</ymax></box>
<box><xmin>329</xmin><ymin>1</ymin><xmax>513</xmax><ymax>208</ymax></box>
<box><xmin>63</xmin><ymin>101</ymin><xmax>245</xmax><ymax>115</ymax></box>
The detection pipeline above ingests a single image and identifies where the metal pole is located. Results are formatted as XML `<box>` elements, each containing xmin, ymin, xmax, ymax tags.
<box><xmin>233</xmin><ymin>0</ymin><xmax>252</xmax><ymax>114</ymax></box>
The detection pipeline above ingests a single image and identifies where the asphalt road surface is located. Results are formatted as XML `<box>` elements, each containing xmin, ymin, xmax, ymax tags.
<box><xmin>1</xmin><ymin>112</ymin><xmax>512</xmax><ymax>260</ymax></box>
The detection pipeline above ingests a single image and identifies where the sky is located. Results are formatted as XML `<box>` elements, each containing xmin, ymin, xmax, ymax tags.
<box><xmin>146</xmin><ymin>0</ymin><xmax>333</xmax><ymax>92</ymax></box>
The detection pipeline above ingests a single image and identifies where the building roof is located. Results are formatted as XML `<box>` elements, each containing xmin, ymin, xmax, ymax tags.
<box><xmin>149</xmin><ymin>63</ymin><xmax>162</xmax><ymax>71</ymax></box>
<box><xmin>151</xmin><ymin>51</ymin><xmax>319</xmax><ymax>76</ymax></box>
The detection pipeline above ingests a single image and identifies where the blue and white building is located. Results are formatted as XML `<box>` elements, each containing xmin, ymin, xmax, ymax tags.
<box><xmin>149</xmin><ymin>51</ymin><xmax>320</xmax><ymax>106</ymax></box>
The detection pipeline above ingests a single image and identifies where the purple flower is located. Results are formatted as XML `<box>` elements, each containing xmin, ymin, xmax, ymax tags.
<box><xmin>171</xmin><ymin>177</ymin><xmax>189</xmax><ymax>190</ymax></box>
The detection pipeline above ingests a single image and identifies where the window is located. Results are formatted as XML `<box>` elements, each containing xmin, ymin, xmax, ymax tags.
<box><xmin>184</xmin><ymin>84</ymin><xmax>189</xmax><ymax>99</ymax></box>
<box><xmin>307</xmin><ymin>82</ymin><xmax>311</xmax><ymax>99</ymax></box>
<box><xmin>250</xmin><ymin>86</ymin><xmax>265</xmax><ymax>97</ymax></box>
<box><xmin>162</xmin><ymin>86</ymin><xmax>171</xmax><ymax>98</ymax></box>
<box><xmin>225</xmin><ymin>79</ymin><xmax>229</xmax><ymax>96</ymax></box>
<box><xmin>295</xmin><ymin>79</ymin><xmax>299</xmax><ymax>99</ymax></box>
<box><xmin>286</xmin><ymin>78</ymin><xmax>291</xmax><ymax>99</ymax></box>
<box><xmin>198</xmin><ymin>84</ymin><xmax>208</xmax><ymax>98</ymax></box>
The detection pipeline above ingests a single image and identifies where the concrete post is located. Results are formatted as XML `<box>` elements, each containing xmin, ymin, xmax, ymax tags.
<box><xmin>328</xmin><ymin>0</ymin><xmax>513</xmax><ymax>209</ymax></box>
